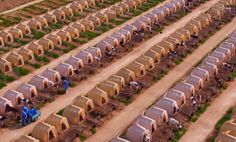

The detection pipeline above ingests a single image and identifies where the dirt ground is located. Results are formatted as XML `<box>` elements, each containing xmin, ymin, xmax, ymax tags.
<box><xmin>179</xmin><ymin>80</ymin><xmax>236</xmax><ymax>142</ymax></box>
<box><xmin>0</xmin><ymin>0</ymin><xmax>40</xmax><ymax>13</ymax></box>
<box><xmin>85</xmin><ymin>17</ymin><xmax>236</xmax><ymax>142</ymax></box>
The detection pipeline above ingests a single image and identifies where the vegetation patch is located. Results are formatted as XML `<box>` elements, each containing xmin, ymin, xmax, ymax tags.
<box><xmin>191</xmin><ymin>103</ymin><xmax>210</xmax><ymax>122</ymax></box>
<box><xmin>14</xmin><ymin>67</ymin><xmax>30</xmax><ymax>76</ymax></box>
<box><xmin>31</xmin><ymin>30</ymin><xmax>45</xmax><ymax>39</ymax></box>
<box><xmin>171</xmin><ymin>129</ymin><xmax>187</xmax><ymax>142</ymax></box>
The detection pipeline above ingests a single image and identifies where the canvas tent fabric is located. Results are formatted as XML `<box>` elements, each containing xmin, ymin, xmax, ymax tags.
<box><xmin>43</xmin><ymin>13</ymin><xmax>57</xmax><ymax>24</ymax></box>
<box><xmin>27</xmin><ymin>42</ymin><xmax>44</xmax><ymax>56</ymax></box>
<box><xmin>34</xmin><ymin>16</ymin><xmax>48</xmax><ymax>27</ymax></box>
<box><xmin>135</xmin><ymin>55</ymin><xmax>155</xmax><ymax>70</ymax></box>
<box><xmin>45</xmin><ymin>114</ymin><xmax>70</xmax><ymax>134</ymax></box>
<box><xmin>164</xmin><ymin>89</ymin><xmax>186</xmax><ymax>107</ymax></box>
<box><xmin>75</xmin><ymin>51</ymin><xmax>94</xmax><ymax>65</ymax></box>
<box><xmin>65</xmin><ymin>56</ymin><xmax>84</xmax><ymax>70</ymax></box>
<box><xmin>173</xmin><ymin>82</ymin><xmax>195</xmax><ymax>99</ymax></box>
<box><xmin>15</xmin><ymin>23</ymin><xmax>31</xmax><ymax>35</ymax></box>
<box><xmin>132</xmin><ymin>20</ymin><xmax>146</xmax><ymax>32</ymax></box>
<box><xmin>110</xmin><ymin>5</ymin><xmax>124</xmax><ymax>16</ymax></box>
<box><xmin>62</xmin><ymin>26</ymin><xmax>80</xmax><ymax>39</ymax></box>
<box><xmin>42</xmin><ymin>69</ymin><xmax>61</xmax><ymax>84</ymax></box>
<box><xmin>16</xmin><ymin>83</ymin><xmax>38</xmax><ymax>99</ymax></box>
<box><xmin>135</xmin><ymin>115</ymin><xmax>157</xmax><ymax>133</ymax></box>
<box><xmin>7</xmin><ymin>28</ymin><xmax>23</xmax><ymax>39</ymax></box>
<box><xmin>117</xmin><ymin>29</ymin><xmax>132</xmax><ymax>41</ymax></box>
<box><xmin>124</xmin><ymin>0</ymin><xmax>137</xmax><ymax>9</ymax></box>
<box><xmin>15</xmin><ymin>135</ymin><xmax>40</xmax><ymax>142</ymax></box>
<box><xmin>156</xmin><ymin>41</ymin><xmax>175</xmax><ymax>53</ymax></box>
<box><xmin>111</xmin><ymin>32</ymin><xmax>126</xmax><ymax>44</ymax></box>
<box><xmin>87</xmin><ymin>15</ymin><xmax>101</xmax><ymax>27</ymax></box>
<box><xmin>69</xmin><ymin>2</ymin><xmax>83</xmax><ymax>13</ymax></box>
<box><xmin>60</xmin><ymin>7</ymin><xmax>73</xmax><ymax>17</ymax></box>
<box><xmin>3</xmin><ymin>90</ymin><xmax>24</xmax><ymax>107</ymax></box>
<box><xmin>209</xmin><ymin>51</ymin><xmax>227</xmax><ymax>64</ymax></box>
<box><xmin>0</xmin><ymin>31</ymin><xmax>13</xmax><ymax>43</ymax></box>
<box><xmin>107</xmin><ymin>75</ymin><xmax>126</xmax><ymax>89</ymax></box>
<box><xmin>184</xmin><ymin>75</ymin><xmax>204</xmax><ymax>91</ymax></box>
<box><xmin>125</xmin><ymin>61</ymin><xmax>146</xmax><ymax>78</ymax></box>
<box><xmin>203</xmin><ymin>56</ymin><xmax>220</xmax><ymax>68</ymax></box>
<box><xmin>105</xmin><ymin>10</ymin><xmax>117</xmax><ymax>20</ymax></box>
<box><xmin>55</xmin><ymin>30</ymin><xmax>72</xmax><ymax>42</ymax></box>
<box><xmin>31</xmin><ymin>122</ymin><xmax>58</xmax><ymax>142</ymax></box>
<box><xmin>84</xmin><ymin>47</ymin><xmax>102</xmax><ymax>58</ymax></box>
<box><xmin>77</xmin><ymin>0</ymin><xmax>89</xmax><ymax>9</ymax></box>
<box><xmin>70</xmin><ymin>22</ymin><xmax>86</xmax><ymax>33</ymax></box>
<box><xmin>0</xmin><ymin>96</ymin><xmax>13</xmax><ymax>115</ymax></box>
<box><xmin>95</xmin><ymin>13</ymin><xmax>109</xmax><ymax>23</ymax></box>
<box><xmin>55</xmin><ymin>63</ymin><xmax>74</xmax><ymax>78</ymax></box>
<box><xmin>78</xmin><ymin>19</ymin><xmax>94</xmax><ymax>31</ymax></box>
<box><xmin>144</xmin><ymin>106</ymin><xmax>168</xmax><ymax>126</ymax></box>
<box><xmin>62</xmin><ymin>105</ymin><xmax>86</xmax><ymax>125</ymax></box>
<box><xmin>86</xmin><ymin>87</ymin><xmax>109</xmax><ymax>106</ymax></box>
<box><xmin>6</xmin><ymin>52</ymin><xmax>24</xmax><ymax>67</ymax></box>
<box><xmin>17</xmin><ymin>47</ymin><xmax>34</xmax><ymax>61</ymax></box>
<box><xmin>45</xmin><ymin>34</ymin><xmax>62</xmax><ymax>46</ymax></box>
<box><xmin>126</xmin><ymin>123</ymin><xmax>152</xmax><ymax>142</ymax></box>
<box><xmin>116</xmin><ymin>68</ymin><xmax>136</xmax><ymax>84</ymax></box>
<box><xmin>117</xmin><ymin>3</ymin><xmax>130</xmax><ymax>12</ymax></box>
<box><xmin>29</xmin><ymin>75</ymin><xmax>49</xmax><ymax>91</ymax></box>
<box><xmin>111</xmin><ymin>137</ymin><xmax>131</xmax><ymax>142</ymax></box>
<box><xmin>0</xmin><ymin>58</ymin><xmax>12</xmax><ymax>73</ymax></box>
<box><xmin>72</xmin><ymin>96</ymin><xmax>94</xmax><ymax>113</ymax></box>
<box><xmin>155</xmin><ymin>97</ymin><xmax>179</xmax><ymax>116</ymax></box>
<box><xmin>0</xmin><ymin>36</ymin><xmax>4</xmax><ymax>47</ymax></box>
<box><xmin>215</xmin><ymin>47</ymin><xmax>232</xmax><ymax>60</ymax></box>
<box><xmin>103</xmin><ymin>36</ymin><xmax>119</xmax><ymax>48</ymax></box>
<box><xmin>123</xmin><ymin>24</ymin><xmax>137</xmax><ymax>35</ymax></box>
<box><xmin>199</xmin><ymin>62</ymin><xmax>218</xmax><ymax>77</ymax></box>
<box><xmin>27</xmin><ymin>20</ymin><xmax>42</xmax><ymax>30</ymax></box>
<box><xmin>151</xmin><ymin>45</ymin><xmax>167</xmax><ymax>57</ymax></box>
<box><xmin>53</xmin><ymin>9</ymin><xmax>66</xmax><ymax>20</ymax></box>
<box><xmin>97</xmin><ymin>80</ymin><xmax>120</xmax><ymax>97</ymax></box>
<box><xmin>144</xmin><ymin>50</ymin><xmax>161</xmax><ymax>63</ymax></box>
<box><xmin>96</xmin><ymin>40</ymin><xmax>114</xmax><ymax>55</ymax></box>
<box><xmin>191</xmin><ymin>67</ymin><xmax>210</xmax><ymax>83</ymax></box>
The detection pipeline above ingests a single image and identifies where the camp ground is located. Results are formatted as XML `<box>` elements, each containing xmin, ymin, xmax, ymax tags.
<box><xmin>0</xmin><ymin>0</ymin><xmax>235</xmax><ymax>141</ymax></box>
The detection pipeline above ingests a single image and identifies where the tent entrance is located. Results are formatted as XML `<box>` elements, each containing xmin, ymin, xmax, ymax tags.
<box><xmin>49</xmin><ymin>130</ymin><xmax>54</xmax><ymax>140</ymax></box>
<box><xmin>101</xmin><ymin>97</ymin><xmax>106</xmax><ymax>104</ymax></box>
<box><xmin>61</xmin><ymin>123</ymin><xmax>67</xmax><ymax>131</ymax></box>
<box><xmin>44</xmin><ymin>82</ymin><xmax>48</xmax><ymax>89</ymax></box>
<box><xmin>28</xmin><ymin>54</ymin><xmax>33</xmax><ymax>60</ymax></box>
<box><xmin>4</xmin><ymin>65</ymin><xmax>10</xmax><ymax>72</ymax></box>
<box><xmin>31</xmin><ymin>90</ymin><xmax>36</xmax><ymax>98</ymax></box>
<box><xmin>7</xmin><ymin>36</ymin><xmax>12</xmax><ymax>42</ymax></box>
<box><xmin>18</xmin><ymin>59</ymin><xmax>23</xmax><ymax>66</ymax></box>
<box><xmin>79</xmin><ymin>114</ymin><xmax>84</xmax><ymax>122</ymax></box>
<box><xmin>87</xmin><ymin>104</ymin><xmax>92</xmax><ymax>112</ymax></box>
<box><xmin>17</xmin><ymin>97</ymin><xmax>22</xmax><ymax>105</ymax></box>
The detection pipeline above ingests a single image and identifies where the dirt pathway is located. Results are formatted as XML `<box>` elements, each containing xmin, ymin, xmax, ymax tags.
<box><xmin>85</xmin><ymin>18</ymin><xmax>236</xmax><ymax>142</ymax></box>
<box><xmin>0</xmin><ymin>0</ymin><xmax>222</xmax><ymax>141</ymax></box>
<box><xmin>179</xmin><ymin>77</ymin><xmax>236</xmax><ymax>142</ymax></box>
<box><xmin>0</xmin><ymin>0</ymin><xmax>45</xmax><ymax>15</ymax></box>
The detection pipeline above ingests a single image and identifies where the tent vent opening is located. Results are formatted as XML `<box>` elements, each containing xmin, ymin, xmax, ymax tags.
<box><xmin>79</xmin><ymin>115</ymin><xmax>84</xmax><ymax>122</ymax></box>
<box><xmin>44</xmin><ymin>82</ymin><xmax>48</xmax><ymax>89</ymax></box>
<box><xmin>66</xmin><ymin>37</ymin><xmax>70</xmax><ymax>41</ymax></box>
<box><xmin>49</xmin><ymin>130</ymin><xmax>54</xmax><ymax>140</ymax></box>
<box><xmin>37</xmin><ymin>25</ymin><xmax>40</xmax><ymax>30</ymax></box>
<box><xmin>17</xmin><ymin>97</ymin><xmax>22</xmax><ymax>105</ymax></box>
<box><xmin>181</xmin><ymin>100</ymin><xmax>185</xmax><ymax>105</ymax></box>
<box><xmin>7</xmin><ymin>36</ymin><xmax>11</xmax><ymax>42</ymax></box>
<box><xmin>18</xmin><ymin>59</ymin><xmax>23</xmax><ymax>66</ymax></box>
<box><xmin>101</xmin><ymin>97</ymin><xmax>106</xmax><ymax>104</ymax></box>
<box><xmin>0</xmin><ymin>41</ymin><xmax>3</xmax><ymax>46</ymax></box>
<box><xmin>26</xmin><ymin>29</ymin><xmax>30</xmax><ymax>34</ymax></box>
<box><xmin>151</xmin><ymin>124</ymin><xmax>155</xmax><ymax>133</ymax></box>
<box><xmin>69</xmin><ymin>69</ymin><xmax>73</xmax><ymax>76</ymax></box>
<box><xmin>4</xmin><ymin>65</ymin><xmax>10</xmax><ymax>72</ymax></box>
<box><xmin>115</xmin><ymin>89</ymin><xmax>119</xmax><ymax>95</ymax></box>
<box><xmin>49</xmin><ymin>44</ymin><xmax>53</xmax><ymax>50</ymax></box>
<box><xmin>55</xmin><ymin>76</ymin><xmax>59</xmax><ymax>83</ymax></box>
<box><xmin>61</xmin><ymin>123</ymin><xmax>67</xmax><ymax>131</ymax></box>
<box><xmin>88</xmin><ymin>58</ymin><xmax>92</xmax><ymax>64</ymax></box>
<box><xmin>29</xmin><ymin>54</ymin><xmax>33</xmax><ymax>60</ymax></box>
<box><xmin>163</xmin><ymin>115</ymin><xmax>167</xmax><ymax>123</ymax></box>
<box><xmin>38</xmin><ymin>49</ymin><xmax>43</xmax><ymax>55</ymax></box>
<box><xmin>31</xmin><ymin>91</ymin><xmax>36</xmax><ymax>98</ymax></box>
<box><xmin>141</xmin><ymin>70</ymin><xmax>144</xmax><ymax>76</ymax></box>
<box><xmin>87</xmin><ymin>104</ymin><xmax>92</xmax><ymax>112</ymax></box>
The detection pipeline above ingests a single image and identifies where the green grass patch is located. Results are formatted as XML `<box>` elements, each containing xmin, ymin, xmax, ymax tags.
<box><xmin>56</xmin><ymin>108</ymin><xmax>65</xmax><ymax>116</ymax></box>
<box><xmin>15</xmin><ymin>38</ymin><xmax>29</xmax><ymax>45</ymax></box>
<box><xmin>90</xmin><ymin>127</ymin><xmax>96</xmax><ymax>134</ymax></box>
<box><xmin>0</xmin><ymin>71</ymin><xmax>15</xmax><ymax>83</ymax></box>
<box><xmin>215</xmin><ymin>108</ymin><xmax>233</xmax><ymax>130</ymax></box>
<box><xmin>34</xmin><ymin>54</ymin><xmax>49</xmax><ymax>63</ymax></box>
<box><xmin>31</xmin><ymin>30</ymin><xmax>45</xmax><ymax>39</ymax></box>
<box><xmin>117</xmin><ymin>97</ymin><xmax>132</xmax><ymax>105</ymax></box>
<box><xmin>14</xmin><ymin>67</ymin><xmax>30</xmax><ymax>76</ymax></box>
<box><xmin>74</xmin><ymin>38</ymin><xmax>88</xmax><ymax>44</ymax></box>
<box><xmin>191</xmin><ymin>103</ymin><xmax>210</xmax><ymax>122</ymax></box>
<box><xmin>69</xmin><ymin>81</ymin><xmax>76</xmax><ymax>87</ymax></box>
<box><xmin>0</xmin><ymin>81</ymin><xmax>6</xmax><ymax>89</ymax></box>
<box><xmin>44</xmin><ymin>50</ymin><xmax>59</xmax><ymax>58</ymax></box>
<box><xmin>175</xmin><ymin>59</ymin><xmax>183</xmax><ymax>65</ymax></box>
<box><xmin>171</xmin><ymin>129</ymin><xmax>187</xmax><ymax>142</ymax></box>
<box><xmin>80</xmin><ymin>31</ymin><xmax>100</xmax><ymax>40</ymax></box>
<box><xmin>230</xmin><ymin>71</ymin><xmax>236</xmax><ymax>79</ymax></box>
<box><xmin>79</xmin><ymin>135</ymin><xmax>87</xmax><ymax>142</ymax></box>
<box><xmin>62</xmin><ymin>41</ymin><xmax>77</xmax><ymax>53</ymax></box>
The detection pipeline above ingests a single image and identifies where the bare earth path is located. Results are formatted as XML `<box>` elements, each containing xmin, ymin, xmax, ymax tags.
<box><xmin>86</xmin><ymin>17</ymin><xmax>236</xmax><ymax>142</ymax></box>
<box><xmin>0</xmin><ymin>0</ymin><xmax>45</xmax><ymax>15</ymax></box>
<box><xmin>179</xmin><ymin>77</ymin><xmax>236</xmax><ymax>142</ymax></box>
<box><xmin>0</xmin><ymin>0</ymin><xmax>223</xmax><ymax>141</ymax></box>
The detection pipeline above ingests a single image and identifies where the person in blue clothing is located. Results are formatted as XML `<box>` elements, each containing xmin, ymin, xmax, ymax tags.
<box><xmin>63</xmin><ymin>79</ymin><xmax>69</xmax><ymax>94</ymax></box>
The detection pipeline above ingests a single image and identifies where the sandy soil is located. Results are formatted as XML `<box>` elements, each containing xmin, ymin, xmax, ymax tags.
<box><xmin>85</xmin><ymin>17</ymin><xmax>236</xmax><ymax>142</ymax></box>
<box><xmin>0</xmin><ymin>0</ymin><xmax>43</xmax><ymax>14</ymax></box>
<box><xmin>179</xmin><ymin>78</ymin><xmax>236</xmax><ymax>142</ymax></box>
<box><xmin>0</xmin><ymin>0</ymin><xmax>226</xmax><ymax>141</ymax></box>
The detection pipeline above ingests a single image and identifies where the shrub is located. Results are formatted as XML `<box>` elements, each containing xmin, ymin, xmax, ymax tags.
<box><xmin>45</xmin><ymin>50</ymin><xmax>59</xmax><ymax>58</ymax></box>
<box><xmin>0</xmin><ymin>81</ymin><xmax>6</xmax><ymax>89</ymax></box>
<box><xmin>79</xmin><ymin>135</ymin><xmax>87</xmax><ymax>142</ymax></box>
<box><xmin>80</xmin><ymin>31</ymin><xmax>100</xmax><ymax>39</ymax></box>
<box><xmin>69</xmin><ymin>81</ymin><xmax>76</xmax><ymax>87</ymax></box>
<box><xmin>215</xmin><ymin>108</ymin><xmax>233</xmax><ymax>130</ymax></box>
<box><xmin>14</xmin><ymin>67</ymin><xmax>30</xmax><ymax>76</ymax></box>
<box><xmin>57</xmin><ymin>88</ymin><xmax>66</xmax><ymax>95</ymax></box>
<box><xmin>90</xmin><ymin>127</ymin><xmax>96</xmax><ymax>134</ymax></box>
<box><xmin>32</xmin><ymin>30</ymin><xmax>45</xmax><ymax>39</ymax></box>
<box><xmin>57</xmin><ymin>108</ymin><xmax>65</xmax><ymax>116</ymax></box>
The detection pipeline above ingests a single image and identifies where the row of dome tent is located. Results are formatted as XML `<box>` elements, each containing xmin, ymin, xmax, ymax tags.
<box><xmin>9</xmin><ymin>1</ymin><xmax>193</xmax><ymax>140</ymax></box>
<box><xmin>111</xmin><ymin>30</ymin><xmax>236</xmax><ymax>142</ymax></box>
<box><xmin>0</xmin><ymin>0</ymin><xmax>151</xmax><ymax>47</ymax></box>
<box><xmin>0</xmin><ymin>0</ymin><xmax>151</xmax><ymax>74</ymax></box>
<box><xmin>0</xmin><ymin>0</ymin><xmax>187</xmax><ymax>117</ymax></box>
<box><xmin>10</xmin><ymin>1</ymin><xmax>236</xmax><ymax>142</ymax></box>
<box><xmin>0</xmin><ymin>0</ymin><xmax>99</xmax><ymax>46</ymax></box>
